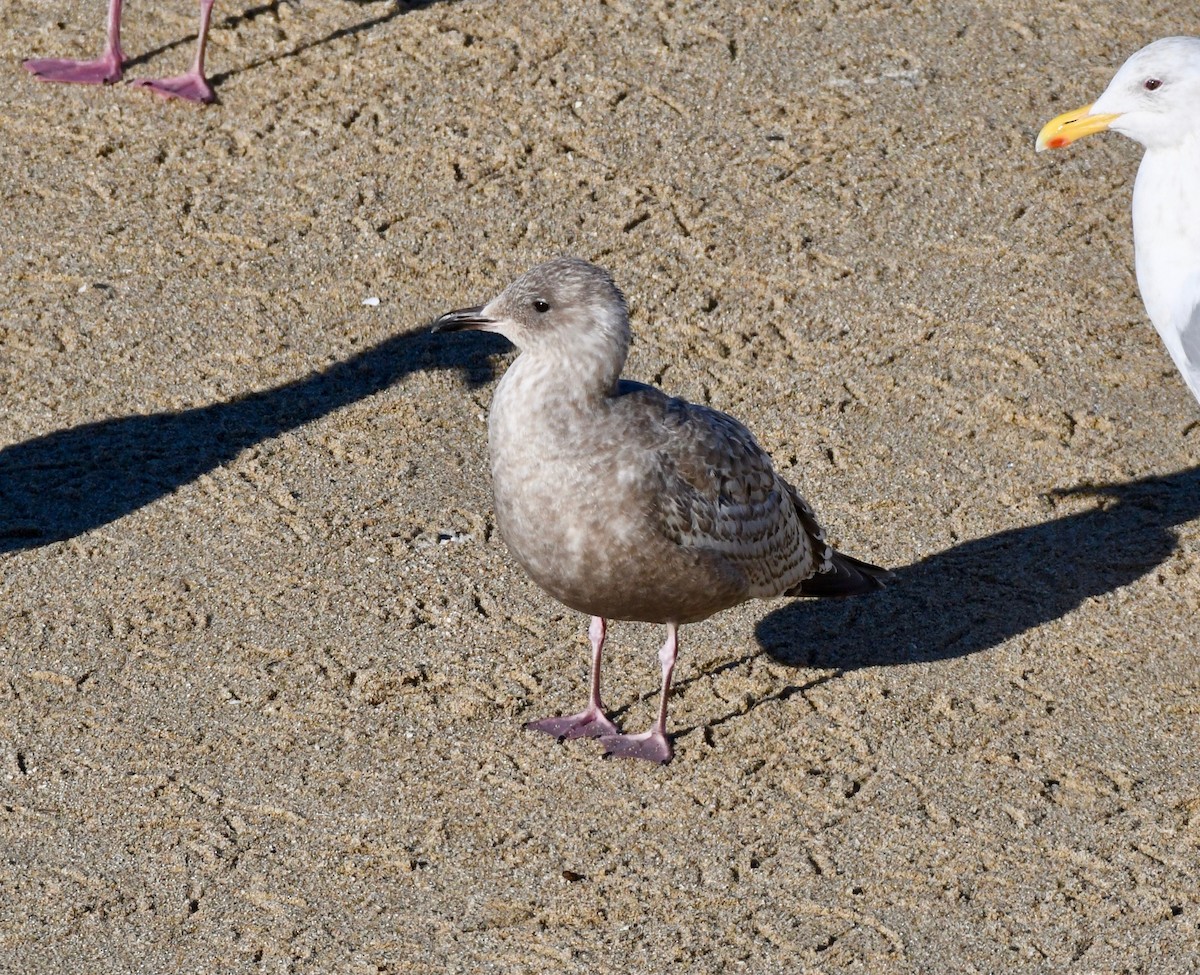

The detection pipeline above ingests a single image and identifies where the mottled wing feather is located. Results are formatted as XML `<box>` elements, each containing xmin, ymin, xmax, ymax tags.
<box><xmin>613</xmin><ymin>382</ymin><xmax>821</xmax><ymax>597</ymax></box>
<box><xmin>783</xmin><ymin>481</ymin><xmax>836</xmax><ymax>575</ymax></box>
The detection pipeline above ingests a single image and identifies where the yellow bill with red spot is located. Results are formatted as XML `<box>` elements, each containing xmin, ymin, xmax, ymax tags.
<box><xmin>1036</xmin><ymin>104</ymin><xmax>1121</xmax><ymax>152</ymax></box>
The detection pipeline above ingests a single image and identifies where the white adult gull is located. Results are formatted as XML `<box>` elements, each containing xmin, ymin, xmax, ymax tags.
<box><xmin>1037</xmin><ymin>36</ymin><xmax>1200</xmax><ymax>408</ymax></box>
<box><xmin>432</xmin><ymin>257</ymin><xmax>886</xmax><ymax>764</ymax></box>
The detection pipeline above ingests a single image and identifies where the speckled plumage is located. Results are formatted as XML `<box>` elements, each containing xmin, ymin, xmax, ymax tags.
<box><xmin>491</xmin><ymin>375</ymin><xmax>827</xmax><ymax>624</ymax></box>
<box><xmin>433</xmin><ymin>257</ymin><xmax>885</xmax><ymax>763</ymax></box>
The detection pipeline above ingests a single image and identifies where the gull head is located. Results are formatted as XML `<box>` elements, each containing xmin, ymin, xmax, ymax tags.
<box><xmin>1038</xmin><ymin>37</ymin><xmax>1200</xmax><ymax>153</ymax></box>
<box><xmin>431</xmin><ymin>257</ymin><xmax>631</xmax><ymax>360</ymax></box>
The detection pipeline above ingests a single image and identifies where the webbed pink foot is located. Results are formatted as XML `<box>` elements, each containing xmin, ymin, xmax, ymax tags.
<box><xmin>525</xmin><ymin>705</ymin><xmax>619</xmax><ymax>741</ymax></box>
<box><xmin>133</xmin><ymin>71</ymin><xmax>214</xmax><ymax>103</ymax></box>
<box><xmin>133</xmin><ymin>1</ymin><xmax>217</xmax><ymax>103</ymax></box>
<box><xmin>599</xmin><ymin>729</ymin><xmax>674</xmax><ymax>764</ymax></box>
<box><xmin>23</xmin><ymin>54</ymin><xmax>123</xmax><ymax>86</ymax></box>
<box><xmin>525</xmin><ymin>616</ymin><xmax>618</xmax><ymax>745</ymax></box>
<box><xmin>597</xmin><ymin>622</ymin><xmax>679</xmax><ymax>763</ymax></box>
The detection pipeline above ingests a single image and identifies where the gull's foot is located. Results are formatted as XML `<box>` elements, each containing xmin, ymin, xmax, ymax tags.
<box><xmin>524</xmin><ymin>708</ymin><xmax>619</xmax><ymax>741</ymax></box>
<box><xmin>23</xmin><ymin>55</ymin><xmax>123</xmax><ymax>86</ymax></box>
<box><xmin>599</xmin><ymin>729</ymin><xmax>673</xmax><ymax>764</ymax></box>
<box><xmin>133</xmin><ymin>72</ymin><xmax>215</xmax><ymax>104</ymax></box>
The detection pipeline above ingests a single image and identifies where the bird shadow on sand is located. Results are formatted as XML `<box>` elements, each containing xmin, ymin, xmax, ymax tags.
<box><xmin>599</xmin><ymin>467</ymin><xmax>1200</xmax><ymax>740</ymax></box>
<box><xmin>0</xmin><ymin>323</ymin><xmax>508</xmax><ymax>554</ymax></box>
<box><xmin>125</xmin><ymin>0</ymin><xmax>445</xmax><ymax>81</ymax></box>
<box><xmin>209</xmin><ymin>0</ymin><xmax>445</xmax><ymax>88</ymax></box>
<box><xmin>753</xmin><ymin>464</ymin><xmax>1200</xmax><ymax>672</ymax></box>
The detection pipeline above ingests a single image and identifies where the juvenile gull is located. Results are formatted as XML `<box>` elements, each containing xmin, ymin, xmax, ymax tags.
<box><xmin>1037</xmin><ymin>36</ymin><xmax>1200</xmax><ymax>408</ymax></box>
<box><xmin>432</xmin><ymin>258</ymin><xmax>886</xmax><ymax>764</ymax></box>
<box><xmin>24</xmin><ymin>0</ymin><xmax>218</xmax><ymax>103</ymax></box>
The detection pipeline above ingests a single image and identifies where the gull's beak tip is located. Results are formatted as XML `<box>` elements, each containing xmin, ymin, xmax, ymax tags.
<box><xmin>1036</xmin><ymin>103</ymin><xmax>1118</xmax><ymax>153</ymax></box>
<box><xmin>431</xmin><ymin>305</ymin><xmax>492</xmax><ymax>334</ymax></box>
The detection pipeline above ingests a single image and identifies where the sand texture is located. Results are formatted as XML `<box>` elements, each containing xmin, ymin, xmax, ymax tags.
<box><xmin>1</xmin><ymin>1</ymin><xmax>1199</xmax><ymax>971</ymax></box>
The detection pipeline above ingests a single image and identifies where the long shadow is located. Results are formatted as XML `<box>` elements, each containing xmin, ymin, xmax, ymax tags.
<box><xmin>755</xmin><ymin>465</ymin><xmax>1200</xmax><ymax>669</ymax></box>
<box><xmin>126</xmin><ymin>0</ymin><xmax>445</xmax><ymax>77</ymax></box>
<box><xmin>210</xmin><ymin>0</ymin><xmax>448</xmax><ymax>87</ymax></box>
<box><xmin>0</xmin><ymin>324</ymin><xmax>507</xmax><ymax>554</ymax></box>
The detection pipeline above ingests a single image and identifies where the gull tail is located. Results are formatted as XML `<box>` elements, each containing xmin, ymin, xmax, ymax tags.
<box><xmin>786</xmin><ymin>551</ymin><xmax>888</xmax><ymax>598</ymax></box>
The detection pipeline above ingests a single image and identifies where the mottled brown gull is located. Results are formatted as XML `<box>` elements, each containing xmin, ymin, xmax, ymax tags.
<box><xmin>432</xmin><ymin>258</ymin><xmax>886</xmax><ymax>764</ymax></box>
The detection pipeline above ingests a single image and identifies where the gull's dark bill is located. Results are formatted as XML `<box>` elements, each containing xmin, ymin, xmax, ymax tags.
<box><xmin>430</xmin><ymin>306</ymin><xmax>493</xmax><ymax>333</ymax></box>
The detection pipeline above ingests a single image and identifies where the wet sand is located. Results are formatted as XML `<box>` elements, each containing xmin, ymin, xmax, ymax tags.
<box><xmin>1</xmin><ymin>1</ymin><xmax>1198</xmax><ymax>971</ymax></box>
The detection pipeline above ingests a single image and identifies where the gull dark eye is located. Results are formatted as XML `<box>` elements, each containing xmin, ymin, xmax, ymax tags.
<box><xmin>1144</xmin><ymin>78</ymin><xmax>1163</xmax><ymax>91</ymax></box>
<box><xmin>533</xmin><ymin>299</ymin><xmax>550</xmax><ymax>313</ymax></box>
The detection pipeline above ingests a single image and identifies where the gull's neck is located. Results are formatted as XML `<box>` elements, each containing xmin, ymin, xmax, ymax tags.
<box><xmin>488</xmin><ymin>330</ymin><xmax>628</xmax><ymax>467</ymax></box>
<box><xmin>497</xmin><ymin>327</ymin><xmax>629</xmax><ymax>412</ymax></box>
<box><xmin>1131</xmin><ymin>132</ymin><xmax>1200</xmax><ymax>333</ymax></box>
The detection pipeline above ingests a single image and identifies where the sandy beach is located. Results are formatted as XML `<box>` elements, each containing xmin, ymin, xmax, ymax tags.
<box><xmin>1</xmin><ymin>1</ymin><xmax>1198</xmax><ymax>970</ymax></box>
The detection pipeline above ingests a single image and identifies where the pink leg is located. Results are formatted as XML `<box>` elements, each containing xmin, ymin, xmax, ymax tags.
<box><xmin>600</xmin><ymin>623</ymin><xmax>678</xmax><ymax>764</ymax></box>
<box><xmin>525</xmin><ymin>616</ymin><xmax>620</xmax><ymax>741</ymax></box>
<box><xmin>132</xmin><ymin>0</ymin><xmax>216</xmax><ymax>103</ymax></box>
<box><xmin>23</xmin><ymin>0</ymin><xmax>126</xmax><ymax>86</ymax></box>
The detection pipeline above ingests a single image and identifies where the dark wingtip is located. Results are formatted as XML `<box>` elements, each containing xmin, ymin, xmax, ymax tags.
<box><xmin>788</xmin><ymin>551</ymin><xmax>889</xmax><ymax>598</ymax></box>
